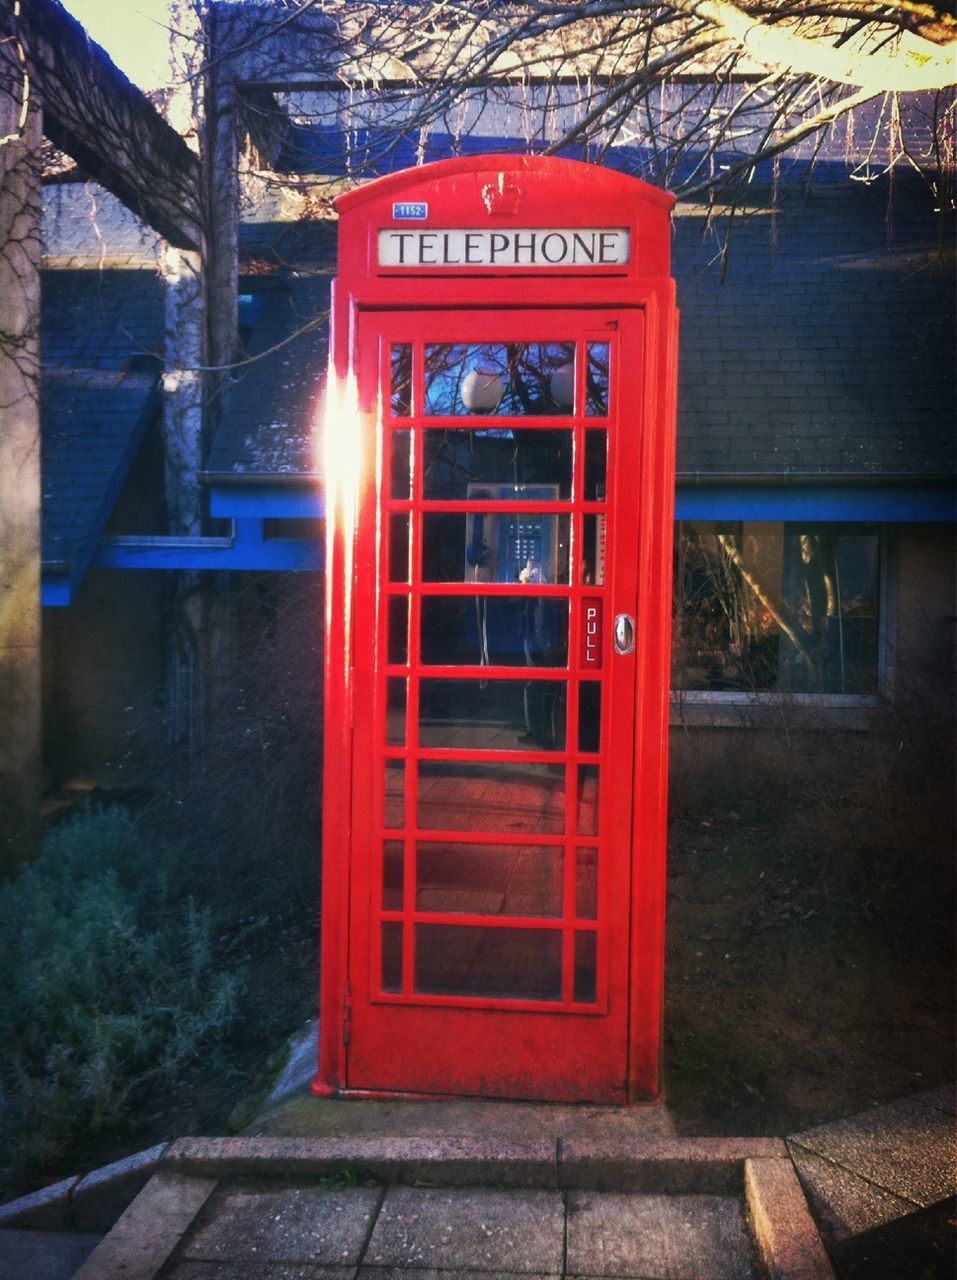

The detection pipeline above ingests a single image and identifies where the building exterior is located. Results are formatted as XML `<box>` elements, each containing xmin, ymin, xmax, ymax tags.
<box><xmin>18</xmin><ymin>2</ymin><xmax>957</xmax><ymax>806</ymax></box>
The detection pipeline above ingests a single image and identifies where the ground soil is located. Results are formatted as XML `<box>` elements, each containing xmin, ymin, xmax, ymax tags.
<box><xmin>663</xmin><ymin>808</ymin><xmax>955</xmax><ymax>1136</ymax></box>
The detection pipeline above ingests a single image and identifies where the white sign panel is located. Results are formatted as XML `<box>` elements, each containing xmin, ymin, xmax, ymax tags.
<box><xmin>378</xmin><ymin>227</ymin><xmax>630</xmax><ymax>268</ymax></box>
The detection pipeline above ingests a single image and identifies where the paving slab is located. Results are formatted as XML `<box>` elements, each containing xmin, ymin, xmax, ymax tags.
<box><xmin>72</xmin><ymin>1172</ymin><xmax>216</xmax><ymax>1280</ymax></box>
<box><xmin>0</xmin><ymin>1177</ymin><xmax>78</xmax><ymax>1231</ymax></box>
<box><xmin>561</xmin><ymin>1137</ymin><xmax>786</xmax><ymax>1193</ymax></box>
<box><xmin>744</xmin><ymin>1158</ymin><xmax>836</xmax><ymax>1279</ymax></box>
<box><xmin>180</xmin><ymin>1184</ymin><xmax>384</xmax><ymax>1266</ymax></box>
<box><xmin>72</xmin><ymin>1142</ymin><xmax>169</xmax><ymax>1233</ymax></box>
<box><xmin>251</xmin><ymin>1096</ymin><xmax>676</xmax><ymax>1141</ymax></box>
<box><xmin>565</xmin><ymin>1190</ymin><xmax>756</xmax><ymax>1280</ymax></box>
<box><xmin>364</xmin><ymin>1186</ymin><xmax>564</xmax><ymax>1274</ymax></box>
<box><xmin>0</xmin><ymin>1228</ymin><xmax>101</xmax><ymax>1280</ymax></box>
<box><xmin>790</xmin><ymin>1095</ymin><xmax>956</xmax><ymax>1209</ymax></box>
<box><xmin>912</xmin><ymin>1083</ymin><xmax>956</xmax><ymax>1117</ymax></box>
<box><xmin>165</xmin><ymin>1262</ymin><xmax>357</xmax><ymax>1279</ymax></box>
<box><xmin>166</xmin><ymin>1136</ymin><xmax>558</xmax><ymax>1187</ymax></box>
<box><xmin>787</xmin><ymin>1145</ymin><xmax>916</xmax><ymax>1242</ymax></box>
<box><xmin>358</xmin><ymin>1271</ymin><xmax>557</xmax><ymax>1280</ymax></box>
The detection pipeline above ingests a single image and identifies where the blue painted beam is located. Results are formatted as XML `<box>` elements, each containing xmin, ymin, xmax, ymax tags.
<box><xmin>676</xmin><ymin>484</ymin><xmax>956</xmax><ymax>523</ymax></box>
<box><xmin>210</xmin><ymin>484</ymin><xmax>323</xmax><ymax>519</ymax></box>
<box><xmin>212</xmin><ymin>479</ymin><xmax>954</xmax><ymax>523</ymax></box>
<box><xmin>92</xmin><ymin>528</ymin><xmax>323</xmax><ymax>572</ymax></box>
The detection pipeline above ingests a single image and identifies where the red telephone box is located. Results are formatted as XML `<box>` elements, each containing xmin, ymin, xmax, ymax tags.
<box><xmin>315</xmin><ymin>155</ymin><xmax>677</xmax><ymax>1104</ymax></box>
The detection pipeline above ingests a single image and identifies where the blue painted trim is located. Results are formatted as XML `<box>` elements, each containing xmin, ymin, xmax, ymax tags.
<box><xmin>44</xmin><ymin>482</ymin><xmax>954</xmax><ymax>605</ymax></box>
<box><xmin>210</xmin><ymin>485</ymin><xmax>323</xmax><ymax>519</ymax></box>
<box><xmin>674</xmin><ymin>484</ymin><xmax>956</xmax><ymax>523</ymax></box>
<box><xmin>213</xmin><ymin>480</ymin><xmax>954</xmax><ymax>523</ymax></box>
<box><xmin>41</xmin><ymin>576</ymin><xmax>74</xmax><ymax>608</ymax></box>
<box><xmin>92</xmin><ymin>525</ymin><xmax>323</xmax><ymax>573</ymax></box>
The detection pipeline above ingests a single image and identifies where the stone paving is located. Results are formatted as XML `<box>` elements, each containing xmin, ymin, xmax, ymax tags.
<box><xmin>2</xmin><ymin>1082</ymin><xmax>954</xmax><ymax>1280</ymax></box>
<box><xmin>160</xmin><ymin>1181</ymin><xmax>759</xmax><ymax>1280</ymax></box>
<box><xmin>787</xmin><ymin>1083</ymin><xmax>957</xmax><ymax>1243</ymax></box>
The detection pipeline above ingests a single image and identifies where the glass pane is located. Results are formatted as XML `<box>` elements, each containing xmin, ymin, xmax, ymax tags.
<box><xmin>386</xmin><ymin>676</ymin><xmax>406</xmax><ymax>746</ymax></box>
<box><xmin>574</xmin><ymin>931</ymin><xmax>597</xmax><ymax>1003</ymax></box>
<box><xmin>383</xmin><ymin>840</ymin><xmax>404</xmax><ymax>910</ymax></box>
<box><xmin>577</xmin><ymin>764</ymin><xmax>598</xmax><ymax>836</ymax></box>
<box><xmin>424</xmin><ymin>343</ymin><xmax>575</xmax><ymax>416</ymax></box>
<box><xmin>385</xmin><ymin>760</ymin><xmax>405</xmax><ymax>829</ymax></box>
<box><xmin>582</xmin><ymin>514</ymin><xmax>606</xmax><ymax>585</ymax></box>
<box><xmin>389</xmin><ymin>513</ymin><xmax>410</xmax><ymax>582</ymax></box>
<box><xmin>418</xmin><ymin>761</ymin><xmax>564</xmax><ymax>835</ymax></box>
<box><xmin>390</xmin><ymin>429</ymin><xmax>412</xmax><ymax>499</ymax></box>
<box><xmin>584</xmin><ymin>430</ymin><xmax>607</xmax><ymax>502</ymax></box>
<box><xmin>420</xmin><ymin>678</ymin><xmax>566</xmax><ymax>751</ymax></box>
<box><xmin>415</xmin><ymin>924</ymin><xmax>562</xmax><ymax>1000</ymax></box>
<box><xmin>390</xmin><ymin>344</ymin><xmax>412</xmax><ymax>416</ymax></box>
<box><xmin>388</xmin><ymin>595</ymin><xmax>408</xmax><ymax>665</ymax></box>
<box><xmin>674</xmin><ymin>522</ymin><xmax>881</xmax><ymax>695</ymax></box>
<box><xmin>421</xmin><ymin>597</ymin><xmax>568</xmax><ymax>668</ymax></box>
<box><xmin>423</xmin><ymin>429</ymin><xmax>572</xmax><ymax>500</ymax></box>
<box><xmin>423</xmin><ymin>511</ymin><xmax>571</xmax><ymax>585</ymax></box>
<box><xmin>575</xmin><ymin>848</ymin><xmax>598</xmax><ymax>920</ymax></box>
<box><xmin>578</xmin><ymin>681</ymin><xmax>601</xmax><ymax>753</ymax></box>
<box><xmin>416</xmin><ymin>842</ymin><xmax>563</xmax><ymax>917</ymax></box>
<box><xmin>381</xmin><ymin>922</ymin><xmax>403</xmax><ymax>993</ymax></box>
<box><xmin>586</xmin><ymin>343</ymin><xmax>609</xmax><ymax>417</ymax></box>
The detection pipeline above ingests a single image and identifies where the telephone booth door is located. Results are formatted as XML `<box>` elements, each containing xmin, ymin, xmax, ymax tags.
<box><xmin>316</xmin><ymin>156</ymin><xmax>677</xmax><ymax>1104</ymax></box>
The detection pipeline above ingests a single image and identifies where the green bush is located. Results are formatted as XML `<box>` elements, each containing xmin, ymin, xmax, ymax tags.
<box><xmin>0</xmin><ymin>808</ymin><xmax>241</xmax><ymax>1183</ymax></box>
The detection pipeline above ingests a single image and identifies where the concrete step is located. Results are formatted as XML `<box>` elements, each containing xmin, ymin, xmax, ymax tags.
<box><xmin>0</xmin><ymin>1228</ymin><xmax>102</xmax><ymax>1280</ymax></box>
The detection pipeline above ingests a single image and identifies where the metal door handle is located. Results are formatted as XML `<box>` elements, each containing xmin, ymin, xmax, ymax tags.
<box><xmin>614</xmin><ymin>613</ymin><xmax>635</xmax><ymax>655</ymax></box>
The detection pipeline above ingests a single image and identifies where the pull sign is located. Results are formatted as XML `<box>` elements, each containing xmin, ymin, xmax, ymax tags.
<box><xmin>582</xmin><ymin>598</ymin><xmax>603</xmax><ymax>669</ymax></box>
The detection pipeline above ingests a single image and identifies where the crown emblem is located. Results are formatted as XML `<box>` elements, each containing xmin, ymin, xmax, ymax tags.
<box><xmin>481</xmin><ymin>172</ymin><xmax>521</xmax><ymax>216</ymax></box>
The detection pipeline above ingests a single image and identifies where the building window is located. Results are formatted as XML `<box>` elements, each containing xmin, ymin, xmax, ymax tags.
<box><xmin>674</xmin><ymin>522</ymin><xmax>882</xmax><ymax>697</ymax></box>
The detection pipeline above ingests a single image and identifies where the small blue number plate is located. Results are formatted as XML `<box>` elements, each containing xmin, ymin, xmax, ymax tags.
<box><xmin>392</xmin><ymin>202</ymin><xmax>429</xmax><ymax>220</ymax></box>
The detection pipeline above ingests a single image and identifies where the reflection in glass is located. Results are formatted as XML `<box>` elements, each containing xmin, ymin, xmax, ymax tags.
<box><xmin>421</xmin><ymin>597</ymin><xmax>568</xmax><ymax>669</ymax></box>
<box><xmin>386</xmin><ymin>676</ymin><xmax>406</xmax><ymax>746</ymax></box>
<box><xmin>415</xmin><ymin>924</ymin><xmax>562</xmax><ymax>1000</ymax></box>
<box><xmin>388</xmin><ymin>595</ymin><xmax>408</xmax><ymax>666</ymax></box>
<box><xmin>390</xmin><ymin>344</ymin><xmax>412</xmax><ymax>416</ymax></box>
<box><xmin>675</xmin><ymin>521</ymin><xmax>882</xmax><ymax>695</ymax></box>
<box><xmin>584</xmin><ymin>430</ymin><xmax>607</xmax><ymax>501</ymax></box>
<box><xmin>423</xmin><ymin>429</ymin><xmax>573</xmax><ymax>501</ymax></box>
<box><xmin>390</xmin><ymin>429</ymin><xmax>412</xmax><ymax>499</ymax></box>
<box><xmin>586</xmin><ymin>343</ymin><xmax>609</xmax><ymax>417</ymax></box>
<box><xmin>418</xmin><ymin>761</ymin><xmax>564</xmax><ymax>835</ymax></box>
<box><xmin>578</xmin><ymin>682</ymin><xmax>601</xmax><ymax>753</ymax></box>
<box><xmin>577</xmin><ymin>765</ymin><xmax>598</xmax><ymax>836</ymax></box>
<box><xmin>574</xmin><ymin>931</ymin><xmax>597</xmax><ymax>1003</ymax></box>
<box><xmin>419</xmin><ymin>679</ymin><xmax>566</xmax><ymax>752</ymax></box>
<box><xmin>385</xmin><ymin>761</ymin><xmax>405</xmax><ymax>829</ymax></box>
<box><xmin>389</xmin><ymin>513</ymin><xmax>410</xmax><ymax>582</ymax></box>
<box><xmin>383</xmin><ymin>840</ymin><xmax>404</xmax><ymax>910</ymax></box>
<box><xmin>416</xmin><ymin>842</ymin><xmax>563</xmax><ymax>917</ymax></box>
<box><xmin>425</xmin><ymin>343</ymin><xmax>576</xmax><ymax>416</ymax></box>
<box><xmin>381</xmin><ymin>922</ymin><xmax>403</xmax><ymax>993</ymax></box>
<box><xmin>582</xmin><ymin>514</ymin><xmax>606</xmax><ymax>585</ymax></box>
<box><xmin>575</xmin><ymin>848</ymin><xmax>598</xmax><ymax>919</ymax></box>
<box><xmin>423</xmin><ymin>509</ymin><xmax>571</xmax><ymax>585</ymax></box>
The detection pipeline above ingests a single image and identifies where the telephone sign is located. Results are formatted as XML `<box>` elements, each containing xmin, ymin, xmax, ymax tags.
<box><xmin>316</xmin><ymin>156</ymin><xmax>678</xmax><ymax>1104</ymax></box>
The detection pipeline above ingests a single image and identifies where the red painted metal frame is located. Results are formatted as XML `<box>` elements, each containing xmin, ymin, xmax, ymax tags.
<box><xmin>315</xmin><ymin>155</ymin><xmax>677</xmax><ymax>1103</ymax></box>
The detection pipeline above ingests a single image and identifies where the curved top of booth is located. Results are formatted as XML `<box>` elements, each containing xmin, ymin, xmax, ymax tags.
<box><xmin>335</xmin><ymin>154</ymin><xmax>674</xmax><ymax>283</ymax></box>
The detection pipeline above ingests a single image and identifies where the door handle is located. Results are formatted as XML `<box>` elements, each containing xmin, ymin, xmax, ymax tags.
<box><xmin>614</xmin><ymin>613</ymin><xmax>635</xmax><ymax>656</ymax></box>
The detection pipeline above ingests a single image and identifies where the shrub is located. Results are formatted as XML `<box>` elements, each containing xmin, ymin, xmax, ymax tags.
<box><xmin>0</xmin><ymin>808</ymin><xmax>241</xmax><ymax>1184</ymax></box>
